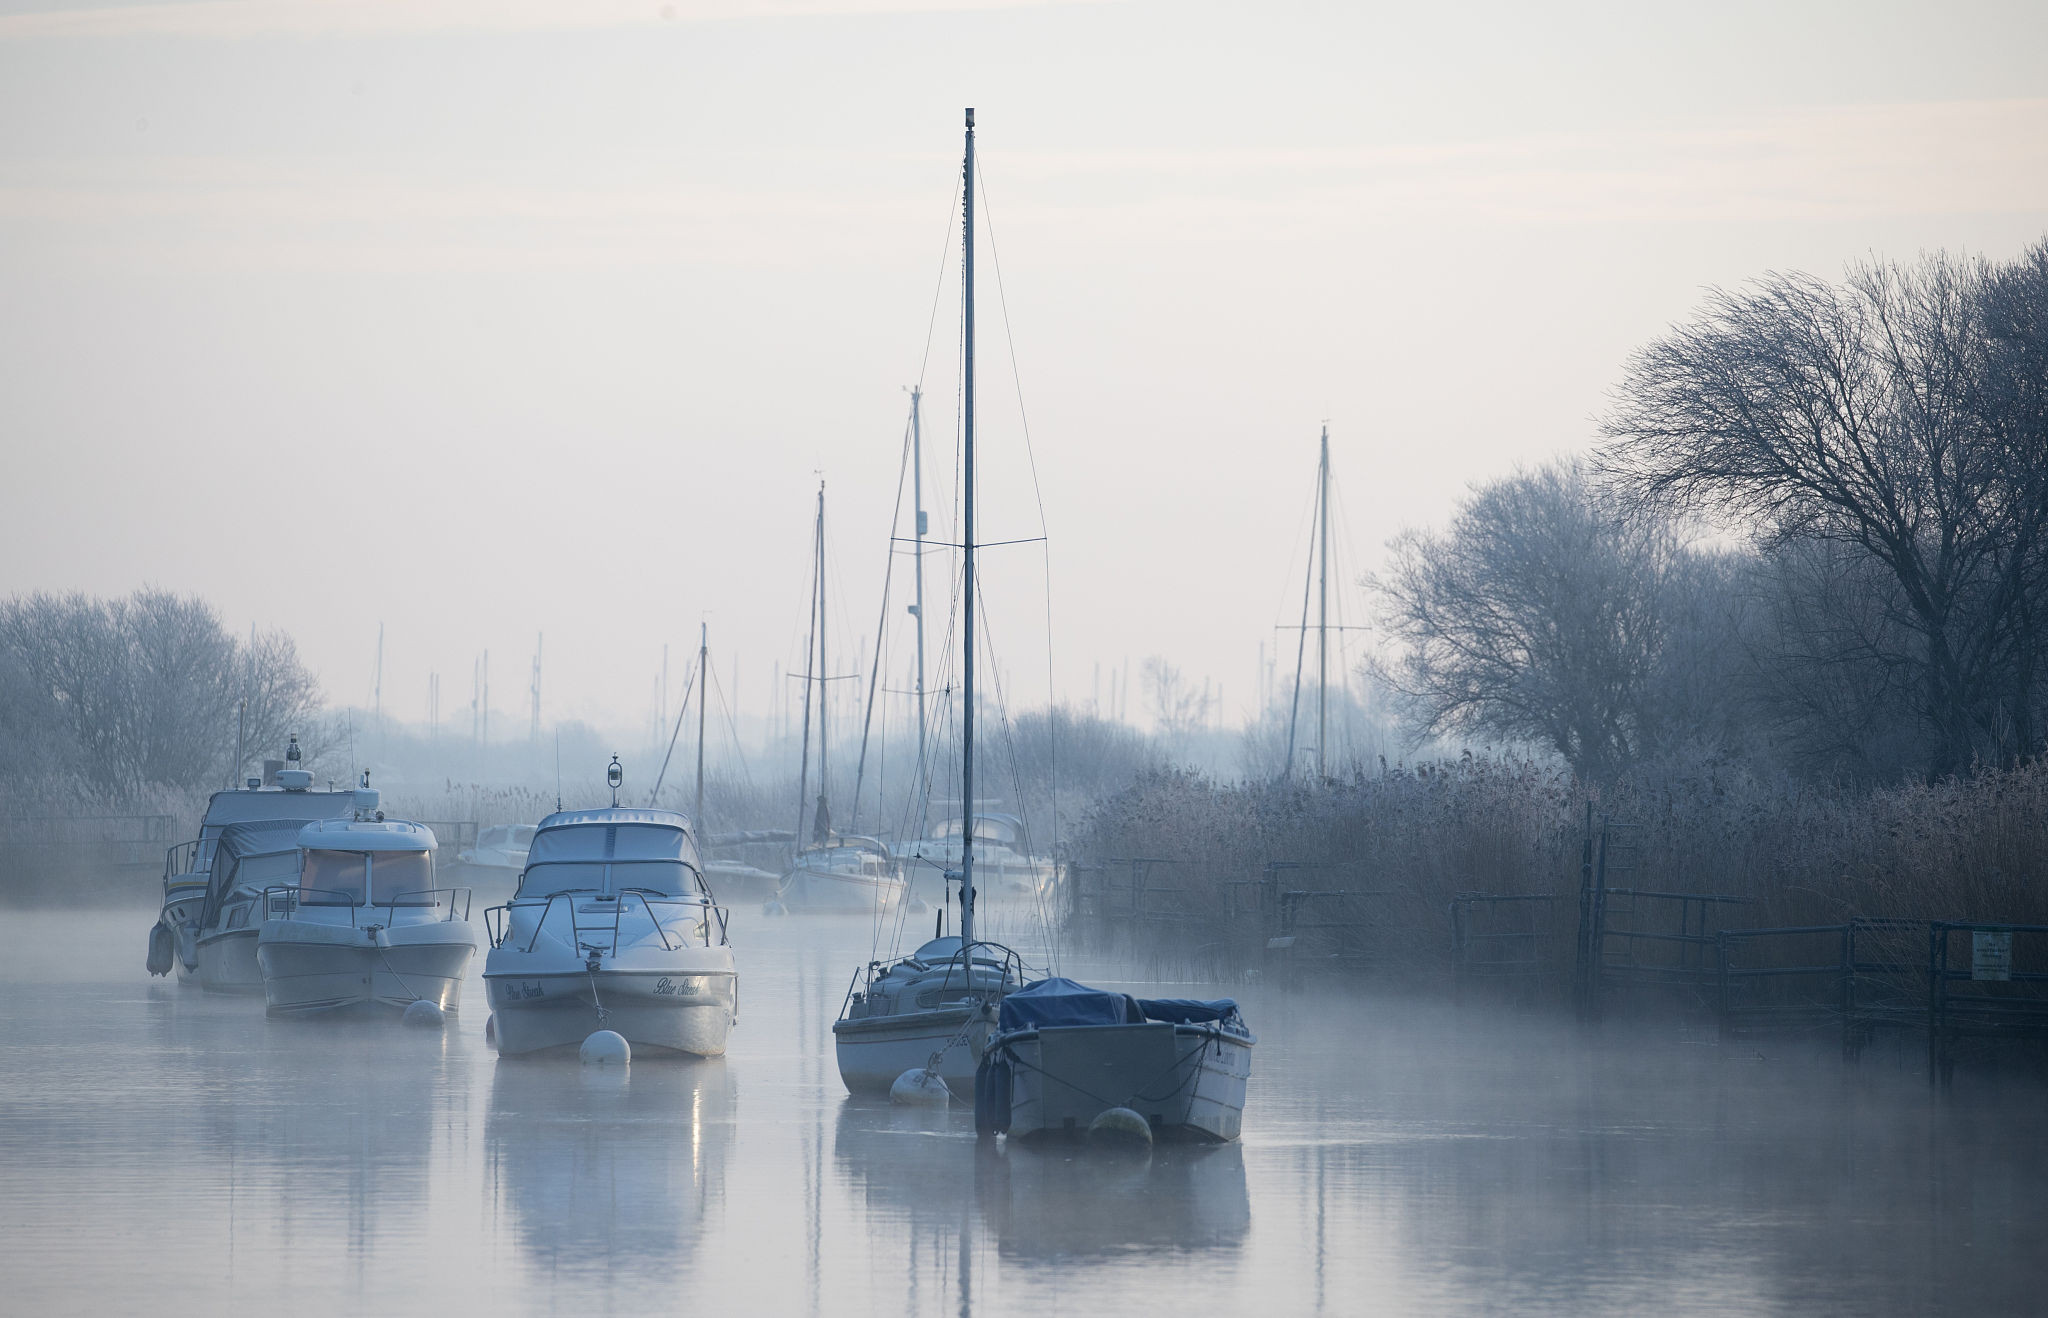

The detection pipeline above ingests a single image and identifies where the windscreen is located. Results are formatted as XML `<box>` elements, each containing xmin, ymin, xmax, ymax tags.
<box><xmin>301</xmin><ymin>850</ymin><xmax>366</xmax><ymax>905</ymax></box>
<box><xmin>517</xmin><ymin>821</ymin><xmax>699</xmax><ymax>899</ymax></box>
<box><xmin>371</xmin><ymin>851</ymin><xmax>434</xmax><ymax>905</ymax></box>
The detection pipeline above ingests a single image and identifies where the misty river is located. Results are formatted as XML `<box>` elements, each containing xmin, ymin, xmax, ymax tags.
<box><xmin>1</xmin><ymin>906</ymin><xmax>2041</xmax><ymax>1316</ymax></box>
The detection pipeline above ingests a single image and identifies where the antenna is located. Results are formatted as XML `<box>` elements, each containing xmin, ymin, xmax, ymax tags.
<box><xmin>530</xmin><ymin>632</ymin><xmax>543</xmax><ymax>744</ymax></box>
<box><xmin>555</xmin><ymin>730</ymin><xmax>563</xmax><ymax>811</ymax></box>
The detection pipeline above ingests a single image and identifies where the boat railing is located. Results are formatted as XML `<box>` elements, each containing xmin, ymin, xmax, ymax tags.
<box><xmin>261</xmin><ymin>885</ymin><xmax>362</xmax><ymax>927</ymax></box>
<box><xmin>841</xmin><ymin>939</ymin><xmax>1021</xmax><ymax>1016</ymax></box>
<box><xmin>162</xmin><ymin>840</ymin><xmax>201</xmax><ymax>889</ymax></box>
<box><xmin>491</xmin><ymin>889</ymin><xmax>729</xmax><ymax>954</ymax></box>
<box><xmin>375</xmin><ymin>887</ymin><xmax>473</xmax><ymax>923</ymax></box>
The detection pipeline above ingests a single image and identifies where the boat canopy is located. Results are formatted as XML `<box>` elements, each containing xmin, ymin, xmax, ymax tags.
<box><xmin>518</xmin><ymin>808</ymin><xmax>704</xmax><ymax>899</ymax></box>
<box><xmin>998</xmin><ymin>978</ymin><xmax>1144</xmax><ymax>1031</ymax></box>
<box><xmin>200</xmin><ymin>819</ymin><xmax>306</xmax><ymax>929</ymax></box>
<box><xmin>296</xmin><ymin>818</ymin><xmax>438</xmax><ymax>852</ymax></box>
<box><xmin>198</xmin><ymin>789</ymin><xmax>355</xmax><ymax>835</ymax></box>
<box><xmin>997</xmin><ymin>979</ymin><xmax>1242</xmax><ymax>1031</ymax></box>
<box><xmin>1134</xmin><ymin>997</ymin><xmax>1241</xmax><ymax>1025</ymax></box>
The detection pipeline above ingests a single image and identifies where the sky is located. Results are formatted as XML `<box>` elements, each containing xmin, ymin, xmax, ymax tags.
<box><xmin>3</xmin><ymin>0</ymin><xmax>2046</xmax><ymax>741</ymax></box>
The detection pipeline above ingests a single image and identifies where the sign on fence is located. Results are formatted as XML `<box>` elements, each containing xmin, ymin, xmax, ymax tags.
<box><xmin>1972</xmin><ymin>930</ymin><xmax>2013</xmax><ymax>982</ymax></box>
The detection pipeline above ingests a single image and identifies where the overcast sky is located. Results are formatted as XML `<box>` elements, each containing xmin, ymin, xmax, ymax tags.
<box><xmin>3</xmin><ymin>0</ymin><xmax>2046</xmax><ymax>739</ymax></box>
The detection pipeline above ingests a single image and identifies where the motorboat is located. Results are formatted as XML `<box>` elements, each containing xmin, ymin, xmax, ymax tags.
<box><xmin>774</xmin><ymin>835</ymin><xmax>908</xmax><ymax>914</ymax></box>
<box><xmin>460</xmin><ymin>824</ymin><xmax>534</xmax><ymax>873</ymax></box>
<box><xmin>483</xmin><ymin>772</ymin><xmax>736</xmax><ymax>1057</ymax></box>
<box><xmin>703</xmin><ymin>858</ymin><xmax>783</xmax><ymax>904</ymax></box>
<box><xmin>255</xmin><ymin>788</ymin><xmax>476</xmax><ymax>1015</ymax></box>
<box><xmin>894</xmin><ymin>812</ymin><xmax>1057</xmax><ymax>907</ymax></box>
<box><xmin>148</xmin><ymin>735</ymin><xmax>354</xmax><ymax>982</ymax></box>
<box><xmin>974</xmin><ymin>978</ymin><xmax>1254</xmax><ymax>1143</ymax></box>
<box><xmin>833</xmin><ymin>935</ymin><xmax>1024</xmax><ymax>1097</ymax></box>
<box><xmin>190</xmin><ymin>819</ymin><xmax>313</xmax><ymax>993</ymax></box>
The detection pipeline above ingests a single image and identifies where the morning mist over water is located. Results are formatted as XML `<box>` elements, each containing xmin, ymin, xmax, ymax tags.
<box><xmin>4</xmin><ymin>2</ymin><xmax>2048</xmax><ymax>1315</ymax></box>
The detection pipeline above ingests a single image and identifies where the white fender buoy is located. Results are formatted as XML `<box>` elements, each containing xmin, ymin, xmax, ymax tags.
<box><xmin>1087</xmin><ymin>1106</ymin><xmax>1153</xmax><ymax>1149</ymax></box>
<box><xmin>890</xmin><ymin>1068</ymin><xmax>951</xmax><ymax>1107</ymax></box>
<box><xmin>483</xmin><ymin>1013</ymin><xmax>497</xmax><ymax>1046</ymax></box>
<box><xmin>762</xmin><ymin>899</ymin><xmax>788</xmax><ymax>917</ymax></box>
<box><xmin>401</xmin><ymin>999</ymin><xmax>446</xmax><ymax>1029</ymax></box>
<box><xmin>580</xmin><ymin>1029</ymin><xmax>630</xmax><ymax>1067</ymax></box>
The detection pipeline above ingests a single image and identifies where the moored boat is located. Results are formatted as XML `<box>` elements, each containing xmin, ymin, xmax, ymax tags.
<box><xmin>483</xmin><ymin>769</ymin><xmax>736</xmax><ymax>1058</ymax></box>
<box><xmin>975</xmin><ymin>979</ymin><xmax>1254</xmax><ymax>1143</ymax></box>
<box><xmin>833</xmin><ymin>936</ymin><xmax>1022</xmax><ymax>1097</ymax></box>
<box><xmin>255</xmin><ymin>793</ymin><xmax>475</xmax><ymax>1015</ymax></box>
<box><xmin>148</xmin><ymin>735</ymin><xmax>354</xmax><ymax>982</ymax></box>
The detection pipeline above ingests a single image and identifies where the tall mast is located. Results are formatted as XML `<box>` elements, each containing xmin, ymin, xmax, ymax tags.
<box><xmin>1317</xmin><ymin>424</ymin><xmax>1330</xmax><ymax>779</ymax></box>
<box><xmin>792</xmin><ymin>484</ymin><xmax>822</xmax><ymax>844</ymax></box>
<box><xmin>910</xmin><ymin>385</ymin><xmax>929</xmax><ymax>840</ymax></box>
<box><xmin>694</xmin><ymin>621</ymin><xmax>708</xmax><ymax>831</ymax></box>
<box><xmin>817</xmin><ymin>483</ymin><xmax>830</xmax><ymax>825</ymax></box>
<box><xmin>960</xmin><ymin>107</ymin><xmax>978</xmax><ymax>948</ymax></box>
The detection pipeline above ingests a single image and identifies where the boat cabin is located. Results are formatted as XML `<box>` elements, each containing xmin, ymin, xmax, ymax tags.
<box><xmin>513</xmin><ymin>808</ymin><xmax>708</xmax><ymax>900</ymax></box>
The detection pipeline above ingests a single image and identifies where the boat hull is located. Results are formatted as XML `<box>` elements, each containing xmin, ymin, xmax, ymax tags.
<box><xmin>484</xmin><ymin>955</ymin><xmax>738</xmax><ymax>1058</ymax></box>
<box><xmin>991</xmin><ymin>1023</ymin><xmax>1252</xmax><ymax>1143</ymax></box>
<box><xmin>833</xmin><ymin>1006</ymin><xmax>993</xmax><ymax>1097</ymax></box>
<box><xmin>195</xmin><ymin>927</ymin><xmax>264</xmax><ymax>994</ymax></box>
<box><xmin>256</xmin><ymin>920</ymin><xmax>476</xmax><ymax>1014</ymax></box>
<box><xmin>775</xmin><ymin>867</ymin><xmax>905</xmax><ymax>914</ymax></box>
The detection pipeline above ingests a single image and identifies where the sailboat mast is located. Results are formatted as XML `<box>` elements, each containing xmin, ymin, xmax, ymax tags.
<box><xmin>792</xmin><ymin>484</ymin><xmax>821</xmax><ymax>844</ymax></box>
<box><xmin>960</xmin><ymin>107</ymin><xmax>978</xmax><ymax>949</ymax></box>
<box><xmin>694</xmin><ymin>621</ymin><xmax>708</xmax><ymax>831</ymax></box>
<box><xmin>811</xmin><ymin>478</ymin><xmax>819</xmax><ymax>818</ymax></box>
<box><xmin>1317</xmin><ymin>424</ymin><xmax>1330</xmax><ymax>779</ymax></box>
<box><xmin>910</xmin><ymin>385</ymin><xmax>928</xmax><ymax>839</ymax></box>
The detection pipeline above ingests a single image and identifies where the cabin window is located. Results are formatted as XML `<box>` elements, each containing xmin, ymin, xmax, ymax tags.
<box><xmin>301</xmin><ymin>850</ymin><xmax>367</xmax><ymax>905</ymax></box>
<box><xmin>372</xmin><ymin>850</ymin><xmax>434</xmax><ymax>905</ymax></box>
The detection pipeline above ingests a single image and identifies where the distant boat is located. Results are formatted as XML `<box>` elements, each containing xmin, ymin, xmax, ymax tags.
<box><xmin>894</xmin><ymin>811</ymin><xmax>1057</xmax><ymax>908</ymax></box>
<box><xmin>773</xmin><ymin>481</ymin><xmax>907</xmax><ymax>915</ymax></box>
<box><xmin>255</xmin><ymin>785</ymin><xmax>476</xmax><ymax>1016</ymax></box>
<box><xmin>147</xmin><ymin>734</ymin><xmax>355</xmax><ymax>983</ymax></box>
<box><xmin>459</xmin><ymin>824</ymin><xmax>535</xmax><ymax>874</ymax></box>
<box><xmin>483</xmin><ymin>762</ymin><xmax>737</xmax><ymax>1057</ymax></box>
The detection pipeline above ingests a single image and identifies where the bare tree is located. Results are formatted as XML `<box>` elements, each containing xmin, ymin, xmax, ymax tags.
<box><xmin>1369</xmin><ymin>458</ymin><xmax>1736</xmax><ymax>781</ymax></box>
<box><xmin>1602</xmin><ymin>241</ymin><xmax>2048</xmax><ymax>775</ymax></box>
<box><xmin>1141</xmin><ymin>657</ymin><xmax>1213</xmax><ymax>746</ymax></box>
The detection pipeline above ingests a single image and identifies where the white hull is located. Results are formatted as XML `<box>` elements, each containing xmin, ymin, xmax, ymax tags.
<box><xmin>257</xmin><ymin>920</ymin><xmax>475</xmax><ymax>1014</ymax></box>
<box><xmin>994</xmin><ymin>1023</ymin><xmax>1251</xmax><ymax>1143</ymax></box>
<box><xmin>833</xmin><ymin>1006</ymin><xmax>993</xmax><ymax>1097</ymax></box>
<box><xmin>195</xmin><ymin>927</ymin><xmax>264</xmax><ymax>994</ymax></box>
<box><xmin>485</xmin><ymin>949</ymin><xmax>738</xmax><ymax>1057</ymax></box>
<box><xmin>777</xmin><ymin>867</ymin><xmax>905</xmax><ymax>914</ymax></box>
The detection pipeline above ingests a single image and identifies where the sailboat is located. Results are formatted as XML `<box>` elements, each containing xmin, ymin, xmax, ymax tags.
<box><xmin>775</xmin><ymin>481</ymin><xmax>909</xmax><ymax>914</ymax></box>
<box><xmin>833</xmin><ymin>109</ymin><xmax>1027</xmax><ymax>1097</ymax></box>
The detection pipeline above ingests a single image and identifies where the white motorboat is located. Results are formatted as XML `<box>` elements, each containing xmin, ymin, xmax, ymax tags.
<box><xmin>255</xmin><ymin>789</ymin><xmax>476</xmax><ymax>1016</ymax></box>
<box><xmin>833</xmin><ymin>936</ymin><xmax>1023</xmax><ymax>1097</ymax></box>
<box><xmin>975</xmin><ymin>979</ymin><xmax>1254</xmax><ymax>1143</ymax></box>
<box><xmin>483</xmin><ymin>772</ymin><xmax>736</xmax><ymax>1058</ymax></box>
<box><xmin>147</xmin><ymin>735</ymin><xmax>354</xmax><ymax>982</ymax></box>
<box><xmin>894</xmin><ymin>812</ymin><xmax>1057</xmax><ymax>907</ymax></box>
<box><xmin>190</xmin><ymin>820</ymin><xmax>312</xmax><ymax>993</ymax></box>
<box><xmin>775</xmin><ymin>836</ymin><xmax>908</xmax><ymax>914</ymax></box>
<box><xmin>460</xmin><ymin>824</ymin><xmax>534</xmax><ymax>873</ymax></box>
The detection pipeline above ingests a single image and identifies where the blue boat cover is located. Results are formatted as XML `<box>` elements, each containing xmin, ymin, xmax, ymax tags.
<box><xmin>1135</xmin><ymin>997</ymin><xmax>1240</xmax><ymax>1025</ymax></box>
<box><xmin>998</xmin><ymin>977</ymin><xmax>1144</xmax><ymax>1031</ymax></box>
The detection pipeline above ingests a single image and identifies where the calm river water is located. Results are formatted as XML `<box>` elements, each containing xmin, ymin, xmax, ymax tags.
<box><xmin>0</xmin><ymin>906</ymin><xmax>2041</xmax><ymax>1316</ymax></box>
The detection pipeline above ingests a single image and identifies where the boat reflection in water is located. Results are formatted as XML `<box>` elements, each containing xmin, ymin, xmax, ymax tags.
<box><xmin>485</xmin><ymin>1058</ymin><xmax>734</xmax><ymax>1284</ymax></box>
<box><xmin>830</xmin><ymin>1101</ymin><xmax>1249</xmax><ymax>1265</ymax></box>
